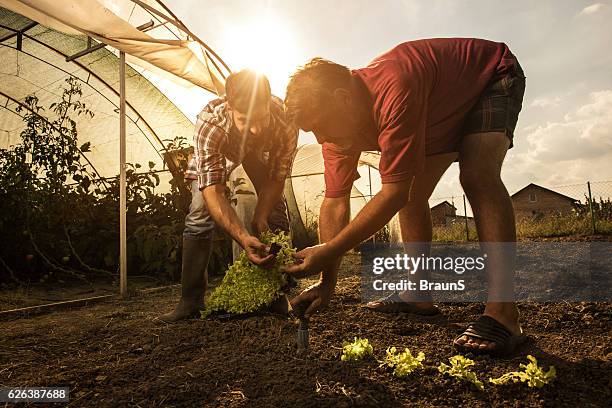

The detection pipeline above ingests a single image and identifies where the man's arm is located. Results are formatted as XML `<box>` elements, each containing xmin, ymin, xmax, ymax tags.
<box><xmin>251</xmin><ymin>179</ymin><xmax>285</xmax><ymax>235</ymax></box>
<box><xmin>288</xmin><ymin>195</ymin><xmax>349</xmax><ymax>318</ymax></box>
<box><xmin>285</xmin><ymin>178</ymin><xmax>413</xmax><ymax>283</ymax></box>
<box><xmin>318</xmin><ymin>195</ymin><xmax>350</xmax><ymax>285</ymax></box>
<box><xmin>325</xmin><ymin>178</ymin><xmax>413</xmax><ymax>257</ymax></box>
<box><xmin>203</xmin><ymin>184</ymin><xmax>272</xmax><ymax>265</ymax></box>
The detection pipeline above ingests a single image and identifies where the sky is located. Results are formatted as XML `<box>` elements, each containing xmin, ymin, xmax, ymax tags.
<box><xmin>167</xmin><ymin>0</ymin><xmax>612</xmax><ymax>199</ymax></box>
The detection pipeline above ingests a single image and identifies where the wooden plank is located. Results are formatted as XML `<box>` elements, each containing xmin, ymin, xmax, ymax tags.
<box><xmin>0</xmin><ymin>284</ymin><xmax>182</xmax><ymax>321</ymax></box>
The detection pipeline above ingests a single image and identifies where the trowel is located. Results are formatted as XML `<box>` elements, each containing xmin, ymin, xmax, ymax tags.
<box><xmin>291</xmin><ymin>300</ymin><xmax>310</xmax><ymax>350</ymax></box>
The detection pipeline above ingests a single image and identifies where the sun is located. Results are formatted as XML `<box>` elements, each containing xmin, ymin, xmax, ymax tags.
<box><xmin>221</xmin><ymin>14</ymin><xmax>299</xmax><ymax>97</ymax></box>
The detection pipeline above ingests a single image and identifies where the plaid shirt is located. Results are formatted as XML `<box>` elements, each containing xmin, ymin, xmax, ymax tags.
<box><xmin>185</xmin><ymin>96</ymin><xmax>298</xmax><ymax>190</ymax></box>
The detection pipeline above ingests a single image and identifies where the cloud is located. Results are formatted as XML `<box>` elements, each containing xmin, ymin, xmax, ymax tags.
<box><xmin>579</xmin><ymin>3</ymin><xmax>606</xmax><ymax>16</ymax></box>
<box><xmin>504</xmin><ymin>90</ymin><xmax>612</xmax><ymax>186</ymax></box>
<box><xmin>437</xmin><ymin>89</ymin><xmax>612</xmax><ymax>195</ymax></box>
<box><xmin>526</xmin><ymin>90</ymin><xmax>612</xmax><ymax>161</ymax></box>
<box><xmin>530</xmin><ymin>96</ymin><xmax>562</xmax><ymax>108</ymax></box>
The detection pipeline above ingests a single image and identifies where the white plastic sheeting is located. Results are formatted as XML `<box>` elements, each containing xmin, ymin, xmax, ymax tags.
<box><xmin>0</xmin><ymin>0</ymin><xmax>226</xmax><ymax>94</ymax></box>
<box><xmin>290</xmin><ymin>144</ymin><xmax>405</xmax><ymax>244</ymax></box>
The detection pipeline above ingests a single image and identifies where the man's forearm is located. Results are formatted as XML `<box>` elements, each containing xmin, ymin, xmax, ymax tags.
<box><xmin>326</xmin><ymin>179</ymin><xmax>413</xmax><ymax>257</ymax></box>
<box><xmin>319</xmin><ymin>196</ymin><xmax>350</xmax><ymax>285</ymax></box>
<box><xmin>202</xmin><ymin>184</ymin><xmax>250</xmax><ymax>246</ymax></box>
<box><xmin>253</xmin><ymin>179</ymin><xmax>285</xmax><ymax>222</ymax></box>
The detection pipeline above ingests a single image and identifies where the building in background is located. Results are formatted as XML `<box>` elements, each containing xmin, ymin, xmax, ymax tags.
<box><xmin>431</xmin><ymin>201</ymin><xmax>457</xmax><ymax>226</ymax></box>
<box><xmin>511</xmin><ymin>183</ymin><xmax>578</xmax><ymax>219</ymax></box>
<box><xmin>430</xmin><ymin>200</ymin><xmax>475</xmax><ymax>228</ymax></box>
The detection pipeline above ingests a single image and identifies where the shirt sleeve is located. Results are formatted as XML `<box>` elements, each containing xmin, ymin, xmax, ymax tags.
<box><xmin>193</xmin><ymin>114</ymin><xmax>227</xmax><ymax>190</ymax></box>
<box><xmin>322</xmin><ymin>143</ymin><xmax>361</xmax><ymax>198</ymax></box>
<box><xmin>377</xmin><ymin>73</ymin><xmax>427</xmax><ymax>184</ymax></box>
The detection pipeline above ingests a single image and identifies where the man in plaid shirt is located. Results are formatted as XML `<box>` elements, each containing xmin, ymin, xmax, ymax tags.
<box><xmin>160</xmin><ymin>69</ymin><xmax>298</xmax><ymax>322</ymax></box>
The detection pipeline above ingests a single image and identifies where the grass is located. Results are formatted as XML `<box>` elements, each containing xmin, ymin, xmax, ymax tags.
<box><xmin>432</xmin><ymin>215</ymin><xmax>611</xmax><ymax>242</ymax></box>
<box><xmin>516</xmin><ymin>216</ymin><xmax>611</xmax><ymax>238</ymax></box>
<box><xmin>0</xmin><ymin>285</ymin><xmax>34</xmax><ymax>310</ymax></box>
<box><xmin>433</xmin><ymin>221</ymin><xmax>478</xmax><ymax>242</ymax></box>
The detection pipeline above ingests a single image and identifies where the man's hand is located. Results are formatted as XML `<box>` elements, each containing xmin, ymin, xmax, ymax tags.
<box><xmin>242</xmin><ymin>235</ymin><xmax>273</xmax><ymax>265</ymax></box>
<box><xmin>283</xmin><ymin>244</ymin><xmax>338</xmax><ymax>279</ymax></box>
<box><xmin>290</xmin><ymin>280</ymin><xmax>335</xmax><ymax>319</ymax></box>
<box><xmin>251</xmin><ymin>217</ymin><xmax>269</xmax><ymax>237</ymax></box>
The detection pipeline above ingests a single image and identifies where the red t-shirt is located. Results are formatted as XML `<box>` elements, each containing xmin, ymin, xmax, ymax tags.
<box><xmin>323</xmin><ymin>38</ymin><xmax>518</xmax><ymax>198</ymax></box>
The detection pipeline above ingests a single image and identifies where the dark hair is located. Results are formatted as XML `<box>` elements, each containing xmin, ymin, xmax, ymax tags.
<box><xmin>225</xmin><ymin>69</ymin><xmax>271</xmax><ymax>112</ymax></box>
<box><xmin>285</xmin><ymin>58</ymin><xmax>351</xmax><ymax>126</ymax></box>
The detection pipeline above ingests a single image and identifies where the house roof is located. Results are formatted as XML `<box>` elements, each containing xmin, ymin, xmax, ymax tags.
<box><xmin>511</xmin><ymin>183</ymin><xmax>578</xmax><ymax>202</ymax></box>
<box><xmin>431</xmin><ymin>200</ymin><xmax>457</xmax><ymax>210</ymax></box>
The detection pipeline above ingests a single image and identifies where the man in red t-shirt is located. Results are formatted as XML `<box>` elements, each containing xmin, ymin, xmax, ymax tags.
<box><xmin>284</xmin><ymin>38</ymin><xmax>526</xmax><ymax>356</ymax></box>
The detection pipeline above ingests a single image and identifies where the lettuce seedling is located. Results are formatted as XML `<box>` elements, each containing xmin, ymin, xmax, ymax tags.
<box><xmin>341</xmin><ymin>337</ymin><xmax>374</xmax><ymax>362</ymax></box>
<box><xmin>438</xmin><ymin>355</ymin><xmax>484</xmax><ymax>391</ymax></box>
<box><xmin>382</xmin><ymin>347</ymin><xmax>425</xmax><ymax>377</ymax></box>
<box><xmin>201</xmin><ymin>231</ymin><xmax>295</xmax><ymax>317</ymax></box>
<box><xmin>489</xmin><ymin>355</ymin><xmax>556</xmax><ymax>388</ymax></box>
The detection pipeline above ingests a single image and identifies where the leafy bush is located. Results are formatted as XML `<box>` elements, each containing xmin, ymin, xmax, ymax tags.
<box><xmin>382</xmin><ymin>347</ymin><xmax>425</xmax><ymax>377</ymax></box>
<box><xmin>489</xmin><ymin>355</ymin><xmax>556</xmax><ymax>388</ymax></box>
<box><xmin>0</xmin><ymin>78</ymin><xmax>231</xmax><ymax>286</ymax></box>
<box><xmin>341</xmin><ymin>337</ymin><xmax>374</xmax><ymax>362</ymax></box>
<box><xmin>201</xmin><ymin>231</ymin><xmax>295</xmax><ymax>316</ymax></box>
<box><xmin>438</xmin><ymin>355</ymin><xmax>484</xmax><ymax>391</ymax></box>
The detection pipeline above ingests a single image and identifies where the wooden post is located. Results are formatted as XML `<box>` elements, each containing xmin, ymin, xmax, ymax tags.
<box><xmin>587</xmin><ymin>181</ymin><xmax>596</xmax><ymax>235</ymax></box>
<box><xmin>463</xmin><ymin>194</ymin><xmax>469</xmax><ymax>241</ymax></box>
<box><xmin>119</xmin><ymin>51</ymin><xmax>128</xmax><ymax>298</ymax></box>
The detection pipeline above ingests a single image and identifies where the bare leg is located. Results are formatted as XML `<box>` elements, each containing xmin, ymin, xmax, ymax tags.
<box><xmin>367</xmin><ymin>152</ymin><xmax>457</xmax><ymax>311</ymax></box>
<box><xmin>454</xmin><ymin>132</ymin><xmax>520</xmax><ymax>351</ymax></box>
<box><xmin>398</xmin><ymin>152</ymin><xmax>457</xmax><ymax>305</ymax></box>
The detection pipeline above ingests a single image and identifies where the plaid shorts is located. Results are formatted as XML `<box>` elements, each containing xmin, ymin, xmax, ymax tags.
<box><xmin>461</xmin><ymin>60</ymin><xmax>526</xmax><ymax>148</ymax></box>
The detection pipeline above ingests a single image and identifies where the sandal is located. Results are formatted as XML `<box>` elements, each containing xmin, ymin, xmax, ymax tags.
<box><xmin>454</xmin><ymin>315</ymin><xmax>527</xmax><ymax>357</ymax></box>
<box><xmin>364</xmin><ymin>291</ymin><xmax>440</xmax><ymax>316</ymax></box>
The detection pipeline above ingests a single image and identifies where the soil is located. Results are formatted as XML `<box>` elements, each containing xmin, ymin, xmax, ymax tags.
<box><xmin>0</xmin><ymin>277</ymin><xmax>170</xmax><ymax>312</ymax></box>
<box><xmin>1</xmin><ymin>252</ymin><xmax>610</xmax><ymax>407</ymax></box>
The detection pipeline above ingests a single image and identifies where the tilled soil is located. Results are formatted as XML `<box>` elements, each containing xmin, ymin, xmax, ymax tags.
<box><xmin>0</xmin><ymin>253</ymin><xmax>610</xmax><ymax>407</ymax></box>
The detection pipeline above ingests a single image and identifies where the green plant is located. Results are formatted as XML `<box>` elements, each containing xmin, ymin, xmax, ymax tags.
<box><xmin>489</xmin><ymin>355</ymin><xmax>556</xmax><ymax>388</ymax></box>
<box><xmin>0</xmin><ymin>77</ymin><xmax>104</xmax><ymax>283</ymax></box>
<box><xmin>201</xmin><ymin>231</ymin><xmax>295</xmax><ymax>316</ymax></box>
<box><xmin>438</xmin><ymin>355</ymin><xmax>484</xmax><ymax>391</ymax></box>
<box><xmin>382</xmin><ymin>347</ymin><xmax>425</xmax><ymax>377</ymax></box>
<box><xmin>0</xmin><ymin>77</ymin><xmax>197</xmax><ymax>285</ymax></box>
<box><xmin>341</xmin><ymin>337</ymin><xmax>374</xmax><ymax>362</ymax></box>
<box><xmin>374</xmin><ymin>224</ymin><xmax>391</xmax><ymax>243</ymax></box>
<box><xmin>302</xmin><ymin>207</ymin><xmax>319</xmax><ymax>246</ymax></box>
<box><xmin>133</xmin><ymin>224</ymin><xmax>181</xmax><ymax>280</ymax></box>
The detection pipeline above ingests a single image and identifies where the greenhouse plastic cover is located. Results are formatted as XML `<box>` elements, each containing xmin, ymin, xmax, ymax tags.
<box><xmin>0</xmin><ymin>0</ymin><xmax>390</xmax><ymax>247</ymax></box>
<box><xmin>0</xmin><ymin>0</ymin><xmax>225</xmax><ymax>93</ymax></box>
<box><xmin>0</xmin><ymin>1</ymin><xmax>226</xmax><ymax>179</ymax></box>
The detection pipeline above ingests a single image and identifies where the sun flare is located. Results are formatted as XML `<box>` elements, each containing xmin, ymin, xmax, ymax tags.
<box><xmin>221</xmin><ymin>14</ymin><xmax>299</xmax><ymax>97</ymax></box>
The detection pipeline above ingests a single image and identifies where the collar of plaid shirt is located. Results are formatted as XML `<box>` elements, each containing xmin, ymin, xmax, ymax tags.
<box><xmin>185</xmin><ymin>96</ymin><xmax>297</xmax><ymax>187</ymax></box>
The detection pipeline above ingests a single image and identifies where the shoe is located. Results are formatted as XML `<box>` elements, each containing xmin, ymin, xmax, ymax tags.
<box><xmin>159</xmin><ymin>238</ymin><xmax>212</xmax><ymax>322</ymax></box>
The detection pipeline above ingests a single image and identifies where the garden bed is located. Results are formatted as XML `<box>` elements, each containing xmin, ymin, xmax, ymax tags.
<box><xmin>0</xmin><ymin>252</ymin><xmax>610</xmax><ymax>407</ymax></box>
